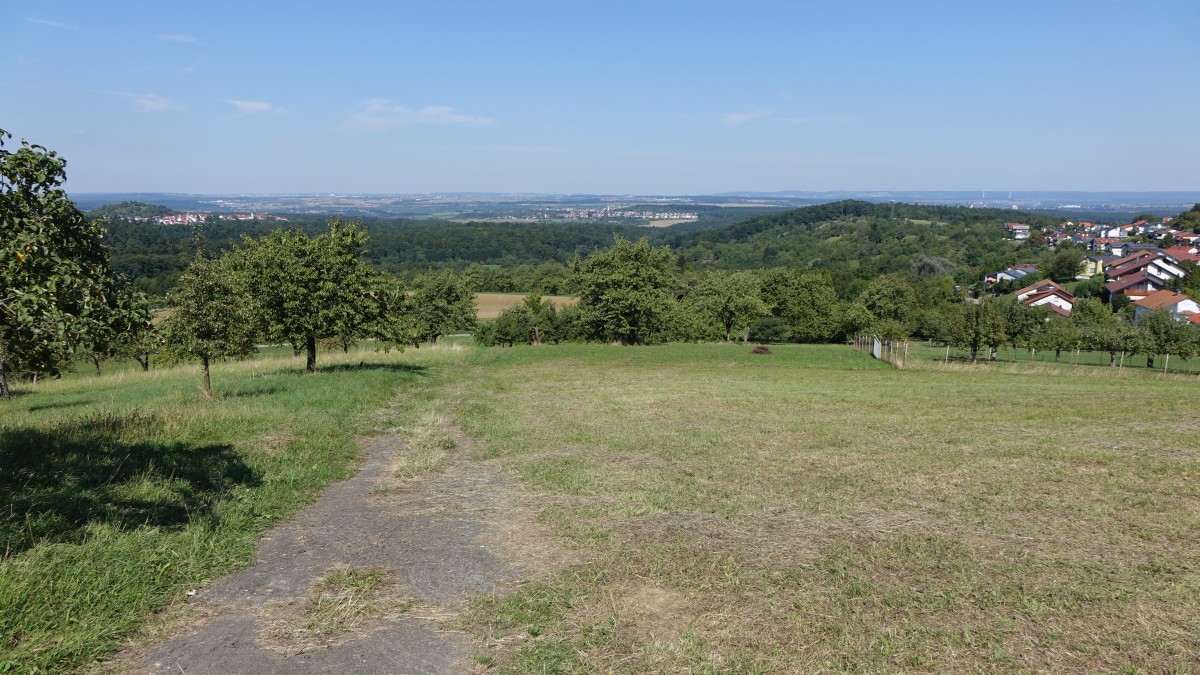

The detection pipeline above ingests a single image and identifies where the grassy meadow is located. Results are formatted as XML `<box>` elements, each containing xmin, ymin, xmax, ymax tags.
<box><xmin>2</xmin><ymin>341</ymin><xmax>1198</xmax><ymax>672</ymax></box>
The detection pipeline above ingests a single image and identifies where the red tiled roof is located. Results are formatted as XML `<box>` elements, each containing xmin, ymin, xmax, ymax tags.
<box><xmin>1134</xmin><ymin>289</ymin><xmax>1193</xmax><ymax>310</ymax></box>
<box><xmin>1023</xmin><ymin>289</ymin><xmax>1075</xmax><ymax>308</ymax></box>
<box><xmin>1106</xmin><ymin>249</ymin><xmax>1156</xmax><ymax>268</ymax></box>
<box><xmin>1106</xmin><ymin>258</ymin><xmax>1157</xmax><ymax>279</ymax></box>
<box><xmin>1105</xmin><ymin>271</ymin><xmax>1163</xmax><ymax>293</ymax></box>
<box><xmin>1015</xmin><ymin>278</ymin><xmax>1067</xmax><ymax>298</ymax></box>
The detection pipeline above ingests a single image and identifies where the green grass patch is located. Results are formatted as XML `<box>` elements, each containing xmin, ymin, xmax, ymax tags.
<box><xmin>0</xmin><ymin>344</ymin><xmax>463</xmax><ymax>672</ymax></box>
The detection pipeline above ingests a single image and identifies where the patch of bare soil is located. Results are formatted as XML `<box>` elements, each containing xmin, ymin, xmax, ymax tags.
<box><xmin>119</xmin><ymin>421</ymin><xmax>568</xmax><ymax>674</ymax></box>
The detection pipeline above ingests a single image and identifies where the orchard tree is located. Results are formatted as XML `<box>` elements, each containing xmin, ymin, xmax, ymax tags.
<box><xmin>477</xmin><ymin>292</ymin><xmax>561</xmax><ymax>346</ymax></box>
<box><xmin>577</xmin><ymin>236</ymin><xmax>676</xmax><ymax>345</ymax></box>
<box><xmin>233</xmin><ymin>219</ymin><xmax>382</xmax><ymax>372</ymax></box>
<box><xmin>858</xmin><ymin>275</ymin><xmax>917</xmax><ymax>332</ymax></box>
<box><xmin>765</xmin><ymin>270</ymin><xmax>841</xmax><ymax>343</ymax></box>
<box><xmin>410</xmin><ymin>270</ymin><xmax>477</xmax><ymax>345</ymax></box>
<box><xmin>159</xmin><ymin>255</ymin><xmax>257</xmax><ymax>396</ymax></box>
<box><xmin>1038</xmin><ymin>248</ymin><xmax>1085</xmax><ymax>283</ymax></box>
<box><xmin>0</xmin><ymin>129</ymin><xmax>111</xmax><ymax>398</ymax></box>
<box><xmin>1140</xmin><ymin>308</ymin><xmax>1197</xmax><ymax>373</ymax></box>
<box><xmin>685</xmin><ymin>271</ymin><xmax>768</xmax><ymax>342</ymax></box>
<box><xmin>81</xmin><ymin>274</ymin><xmax>154</xmax><ymax>375</ymax></box>
<box><xmin>947</xmin><ymin>301</ymin><xmax>1006</xmax><ymax>362</ymax></box>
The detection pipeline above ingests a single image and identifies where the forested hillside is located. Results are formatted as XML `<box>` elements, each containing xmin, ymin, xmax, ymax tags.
<box><xmin>668</xmin><ymin>201</ymin><xmax>1054</xmax><ymax>273</ymax></box>
<box><xmin>96</xmin><ymin>201</ymin><xmax>1051</xmax><ymax>297</ymax></box>
<box><xmin>88</xmin><ymin>201</ymin><xmax>178</xmax><ymax>219</ymax></box>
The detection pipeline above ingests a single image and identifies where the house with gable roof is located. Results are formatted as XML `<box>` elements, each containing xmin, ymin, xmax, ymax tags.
<box><xmin>1015</xmin><ymin>279</ymin><xmax>1075</xmax><ymax>316</ymax></box>
<box><xmin>1133</xmin><ymin>290</ymin><xmax>1200</xmax><ymax>322</ymax></box>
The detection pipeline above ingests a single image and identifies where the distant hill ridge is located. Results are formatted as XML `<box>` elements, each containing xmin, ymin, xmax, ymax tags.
<box><xmin>87</xmin><ymin>201</ymin><xmax>178</xmax><ymax>218</ymax></box>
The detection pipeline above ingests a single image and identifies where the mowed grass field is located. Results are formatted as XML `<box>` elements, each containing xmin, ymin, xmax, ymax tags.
<box><xmin>2</xmin><ymin>342</ymin><xmax>1198</xmax><ymax>672</ymax></box>
<box><xmin>449</xmin><ymin>344</ymin><xmax>1200</xmax><ymax>672</ymax></box>
<box><xmin>474</xmin><ymin>292</ymin><xmax>577</xmax><ymax>319</ymax></box>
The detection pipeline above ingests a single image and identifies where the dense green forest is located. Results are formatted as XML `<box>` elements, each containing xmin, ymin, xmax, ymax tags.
<box><xmin>95</xmin><ymin>200</ymin><xmax>1051</xmax><ymax>298</ymax></box>
<box><xmin>88</xmin><ymin>201</ymin><xmax>178</xmax><ymax>218</ymax></box>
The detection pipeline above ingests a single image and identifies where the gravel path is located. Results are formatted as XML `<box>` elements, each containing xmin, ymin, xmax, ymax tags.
<box><xmin>134</xmin><ymin>430</ymin><xmax>543</xmax><ymax>674</ymax></box>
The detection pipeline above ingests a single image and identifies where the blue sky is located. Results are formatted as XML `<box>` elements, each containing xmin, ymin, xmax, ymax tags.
<box><xmin>4</xmin><ymin>1</ymin><xmax>1197</xmax><ymax>194</ymax></box>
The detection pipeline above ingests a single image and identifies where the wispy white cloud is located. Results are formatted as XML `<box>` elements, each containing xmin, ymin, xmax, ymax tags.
<box><xmin>715</xmin><ymin>107</ymin><xmax>772</xmax><ymax>127</ymax></box>
<box><xmin>343</xmin><ymin>99</ymin><xmax>494</xmax><ymax>131</ymax></box>
<box><xmin>131</xmin><ymin>93</ymin><xmax>175</xmax><ymax>112</ymax></box>
<box><xmin>787</xmin><ymin>115</ymin><xmax>860</xmax><ymax>126</ymax></box>
<box><xmin>157</xmin><ymin>33</ymin><xmax>199</xmax><ymax>44</ymax></box>
<box><xmin>721</xmin><ymin>107</ymin><xmax>772</xmax><ymax>127</ymax></box>
<box><xmin>25</xmin><ymin>17</ymin><xmax>90</xmax><ymax>34</ymax></box>
<box><xmin>227</xmin><ymin>99</ymin><xmax>280</xmax><ymax>115</ymax></box>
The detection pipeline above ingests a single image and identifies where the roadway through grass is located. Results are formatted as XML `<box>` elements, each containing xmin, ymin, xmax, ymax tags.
<box><xmin>449</xmin><ymin>343</ymin><xmax>1200</xmax><ymax>672</ymax></box>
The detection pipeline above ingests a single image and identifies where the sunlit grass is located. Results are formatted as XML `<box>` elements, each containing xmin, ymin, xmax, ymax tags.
<box><xmin>454</xmin><ymin>342</ymin><xmax>1200</xmax><ymax>672</ymax></box>
<box><xmin>3</xmin><ymin>339</ymin><xmax>1198</xmax><ymax>672</ymax></box>
<box><xmin>0</xmin><ymin>343</ymin><xmax>463</xmax><ymax>672</ymax></box>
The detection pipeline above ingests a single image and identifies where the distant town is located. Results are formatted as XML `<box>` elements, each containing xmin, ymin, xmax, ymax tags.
<box><xmin>126</xmin><ymin>212</ymin><xmax>289</xmax><ymax>225</ymax></box>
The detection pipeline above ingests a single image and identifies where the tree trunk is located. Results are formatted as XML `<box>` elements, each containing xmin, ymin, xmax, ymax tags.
<box><xmin>136</xmin><ymin>353</ymin><xmax>150</xmax><ymax>371</ymax></box>
<box><xmin>202</xmin><ymin>356</ymin><xmax>212</xmax><ymax>397</ymax></box>
<box><xmin>0</xmin><ymin>359</ymin><xmax>9</xmax><ymax>400</ymax></box>
<box><xmin>1109</xmin><ymin>351</ymin><xmax>1115</xmax><ymax>367</ymax></box>
<box><xmin>306</xmin><ymin>333</ymin><xmax>317</xmax><ymax>373</ymax></box>
<box><xmin>1056</xmin><ymin>347</ymin><xmax>1062</xmax><ymax>362</ymax></box>
<box><xmin>93</xmin><ymin>355</ymin><xmax>101</xmax><ymax>376</ymax></box>
<box><xmin>1146</xmin><ymin>354</ymin><xmax>1154</xmax><ymax>370</ymax></box>
<box><xmin>1163</xmin><ymin>353</ymin><xmax>1170</xmax><ymax>374</ymax></box>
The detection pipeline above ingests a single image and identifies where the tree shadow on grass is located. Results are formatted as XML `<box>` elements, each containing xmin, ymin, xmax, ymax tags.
<box><xmin>218</xmin><ymin>386</ymin><xmax>279</xmax><ymax>398</ymax></box>
<box><xmin>301</xmin><ymin>362</ymin><xmax>429</xmax><ymax>376</ymax></box>
<box><xmin>26</xmin><ymin>399</ymin><xmax>89</xmax><ymax>413</ymax></box>
<box><xmin>0</xmin><ymin>410</ymin><xmax>260</xmax><ymax>557</ymax></box>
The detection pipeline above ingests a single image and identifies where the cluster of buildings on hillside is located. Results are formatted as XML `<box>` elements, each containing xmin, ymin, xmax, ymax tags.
<box><xmin>1004</xmin><ymin>216</ymin><xmax>1199</xmax><ymax>247</ymax></box>
<box><xmin>543</xmin><ymin>207</ymin><xmax>699</xmax><ymax>221</ymax></box>
<box><xmin>989</xmin><ymin>213</ymin><xmax>1200</xmax><ymax>320</ymax></box>
<box><xmin>1011</xmin><ymin>276</ymin><xmax>1198</xmax><ymax>324</ymax></box>
<box><xmin>995</xmin><ymin>244</ymin><xmax>1200</xmax><ymax>327</ymax></box>
<box><xmin>127</xmin><ymin>213</ymin><xmax>289</xmax><ymax>225</ymax></box>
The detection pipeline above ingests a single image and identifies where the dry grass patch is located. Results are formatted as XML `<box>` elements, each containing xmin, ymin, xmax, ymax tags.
<box><xmin>456</xmin><ymin>343</ymin><xmax>1200</xmax><ymax>672</ymax></box>
<box><xmin>391</xmin><ymin>410</ymin><xmax>458</xmax><ymax>481</ymax></box>
<box><xmin>258</xmin><ymin>567</ymin><xmax>416</xmax><ymax>653</ymax></box>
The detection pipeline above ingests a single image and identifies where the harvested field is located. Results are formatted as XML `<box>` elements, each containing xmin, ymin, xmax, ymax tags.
<box><xmin>473</xmin><ymin>292</ymin><xmax>576</xmax><ymax>319</ymax></box>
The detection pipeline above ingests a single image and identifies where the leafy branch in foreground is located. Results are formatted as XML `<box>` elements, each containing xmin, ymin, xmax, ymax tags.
<box><xmin>0</xmin><ymin>128</ymin><xmax>112</xmax><ymax>397</ymax></box>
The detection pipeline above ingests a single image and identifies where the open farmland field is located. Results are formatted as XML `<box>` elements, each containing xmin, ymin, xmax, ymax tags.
<box><xmin>2</xmin><ymin>343</ymin><xmax>1197</xmax><ymax>672</ymax></box>
<box><xmin>474</xmin><ymin>292</ymin><xmax>577</xmax><ymax>319</ymax></box>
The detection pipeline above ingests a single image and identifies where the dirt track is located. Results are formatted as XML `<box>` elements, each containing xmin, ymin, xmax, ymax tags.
<box><xmin>130</xmin><ymin>428</ymin><xmax>560</xmax><ymax>674</ymax></box>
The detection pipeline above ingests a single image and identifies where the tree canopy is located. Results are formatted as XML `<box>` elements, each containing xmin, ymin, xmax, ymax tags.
<box><xmin>231</xmin><ymin>219</ymin><xmax>384</xmax><ymax>372</ymax></box>
<box><xmin>0</xmin><ymin>129</ymin><xmax>113</xmax><ymax>397</ymax></box>
<box><xmin>577</xmin><ymin>236</ymin><xmax>677</xmax><ymax>345</ymax></box>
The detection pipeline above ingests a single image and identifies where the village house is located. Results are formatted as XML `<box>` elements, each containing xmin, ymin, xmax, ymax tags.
<box><xmin>1132</xmin><ymin>290</ymin><xmax>1200</xmax><ymax>322</ymax></box>
<box><xmin>1015</xmin><ymin>279</ymin><xmax>1074</xmax><ymax>316</ymax></box>
<box><xmin>1081</xmin><ymin>254</ymin><xmax>1118</xmax><ymax>277</ymax></box>
<box><xmin>1005</xmin><ymin>222</ymin><xmax>1031</xmax><ymax>240</ymax></box>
